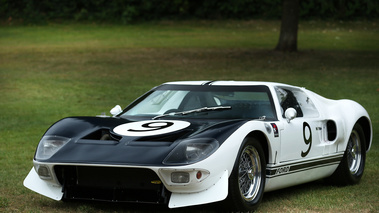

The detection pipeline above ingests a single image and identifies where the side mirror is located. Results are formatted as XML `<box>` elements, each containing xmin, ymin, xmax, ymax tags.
<box><xmin>110</xmin><ymin>105</ymin><xmax>122</xmax><ymax>116</ymax></box>
<box><xmin>284</xmin><ymin>108</ymin><xmax>297</xmax><ymax>123</ymax></box>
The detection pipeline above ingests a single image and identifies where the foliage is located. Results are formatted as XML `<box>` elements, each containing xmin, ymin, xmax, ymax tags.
<box><xmin>1</xmin><ymin>0</ymin><xmax>378</xmax><ymax>24</ymax></box>
<box><xmin>300</xmin><ymin>0</ymin><xmax>379</xmax><ymax>20</ymax></box>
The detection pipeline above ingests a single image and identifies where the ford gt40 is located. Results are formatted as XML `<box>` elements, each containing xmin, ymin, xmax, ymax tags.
<box><xmin>24</xmin><ymin>81</ymin><xmax>372</xmax><ymax>211</ymax></box>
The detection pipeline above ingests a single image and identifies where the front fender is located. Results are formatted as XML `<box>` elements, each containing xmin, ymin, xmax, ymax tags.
<box><xmin>44</xmin><ymin>117</ymin><xmax>126</xmax><ymax>138</ymax></box>
<box><xmin>165</xmin><ymin>120</ymin><xmax>275</xmax><ymax>207</ymax></box>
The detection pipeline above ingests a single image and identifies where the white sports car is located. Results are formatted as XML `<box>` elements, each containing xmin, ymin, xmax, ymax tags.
<box><xmin>24</xmin><ymin>81</ymin><xmax>372</xmax><ymax>211</ymax></box>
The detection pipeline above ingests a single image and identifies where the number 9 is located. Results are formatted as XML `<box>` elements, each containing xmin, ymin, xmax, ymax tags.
<box><xmin>128</xmin><ymin>121</ymin><xmax>174</xmax><ymax>132</ymax></box>
<box><xmin>301</xmin><ymin>122</ymin><xmax>312</xmax><ymax>157</ymax></box>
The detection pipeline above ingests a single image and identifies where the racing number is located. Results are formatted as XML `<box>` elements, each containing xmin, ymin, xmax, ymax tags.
<box><xmin>128</xmin><ymin>121</ymin><xmax>174</xmax><ymax>132</ymax></box>
<box><xmin>301</xmin><ymin>122</ymin><xmax>312</xmax><ymax>157</ymax></box>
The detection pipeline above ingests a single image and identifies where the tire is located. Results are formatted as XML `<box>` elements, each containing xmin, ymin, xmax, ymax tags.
<box><xmin>327</xmin><ymin>123</ymin><xmax>366</xmax><ymax>185</ymax></box>
<box><xmin>226</xmin><ymin>138</ymin><xmax>266</xmax><ymax>212</ymax></box>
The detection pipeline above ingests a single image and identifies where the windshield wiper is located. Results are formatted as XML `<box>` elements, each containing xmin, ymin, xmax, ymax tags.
<box><xmin>152</xmin><ymin>106</ymin><xmax>232</xmax><ymax>120</ymax></box>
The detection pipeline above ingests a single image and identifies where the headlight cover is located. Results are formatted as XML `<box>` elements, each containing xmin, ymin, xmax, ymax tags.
<box><xmin>163</xmin><ymin>138</ymin><xmax>219</xmax><ymax>165</ymax></box>
<box><xmin>35</xmin><ymin>136</ymin><xmax>70</xmax><ymax>160</ymax></box>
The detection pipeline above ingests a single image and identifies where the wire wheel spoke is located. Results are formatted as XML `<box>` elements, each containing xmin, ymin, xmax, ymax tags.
<box><xmin>238</xmin><ymin>145</ymin><xmax>261</xmax><ymax>201</ymax></box>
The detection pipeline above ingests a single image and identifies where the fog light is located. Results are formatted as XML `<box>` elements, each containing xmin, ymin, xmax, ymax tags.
<box><xmin>36</xmin><ymin>165</ymin><xmax>52</xmax><ymax>180</ymax></box>
<box><xmin>171</xmin><ymin>172</ymin><xmax>190</xmax><ymax>183</ymax></box>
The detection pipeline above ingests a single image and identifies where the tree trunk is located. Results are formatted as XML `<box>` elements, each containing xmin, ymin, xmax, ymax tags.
<box><xmin>275</xmin><ymin>0</ymin><xmax>300</xmax><ymax>52</ymax></box>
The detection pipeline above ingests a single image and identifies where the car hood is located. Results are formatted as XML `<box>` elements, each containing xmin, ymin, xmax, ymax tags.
<box><xmin>37</xmin><ymin>116</ymin><xmax>247</xmax><ymax>166</ymax></box>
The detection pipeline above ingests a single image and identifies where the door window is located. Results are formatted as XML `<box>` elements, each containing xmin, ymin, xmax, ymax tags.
<box><xmin>275</xmin><ymin>87</ymin><xmax>319</xmax><ymax>118</ymax></box>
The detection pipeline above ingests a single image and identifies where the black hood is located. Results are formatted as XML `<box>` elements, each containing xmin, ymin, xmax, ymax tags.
<box><xmin>37</xmin><ymin>116</ymin><xmax>247</xmax><ymax>166</ymax></box>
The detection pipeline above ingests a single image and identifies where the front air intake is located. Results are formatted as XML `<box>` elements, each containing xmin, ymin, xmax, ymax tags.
<box><xmin>55</xmin><ymin>166</ymin><xmax>169</xmax><ymax>204</ymax></box>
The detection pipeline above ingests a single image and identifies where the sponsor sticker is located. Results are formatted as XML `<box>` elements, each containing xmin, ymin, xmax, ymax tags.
<box><xmin>271</xmin><ymin>123</ymin><xmax>279</xmax><ymax>137</ymax></box>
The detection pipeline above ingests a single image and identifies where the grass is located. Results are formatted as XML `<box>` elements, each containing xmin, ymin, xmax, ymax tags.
<box><xmin>0</xmin><ymin>20</ymin><xmax>378</xmax><ymax>212</ymax></box>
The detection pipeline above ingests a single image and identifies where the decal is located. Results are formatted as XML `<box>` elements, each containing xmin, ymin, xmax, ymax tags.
<box><xmin>151</xmin><ymin>180</ymin><xmax>162</xmax><ymax>184</ymax></box>
<box><xmin>301</xmin><ymin>122</ymin><xmax>312</xmax><ymax>157</ymax></box>
<box><xmin>266</xmin><ymin>154</ymin><xmax>343</xmax><ymax>178</ymax></box>
<box><xmin>113</xmin><ymin>120</ymin><xmax>191</xmax><ymax>137</ymax></box>
<box><xmin>129</xmin><ymin>121</ymin><xmax>174</xmax><ymax>132</ymax></box>
<box><xmin>275</xmin><ymin>166</ymin><xmax>291</xmax><ymax>175</ymax></box>
<box><xmin>271</xmin><ymin>123</ymin><xmax>279</xmax><ymax>137</ymax></box>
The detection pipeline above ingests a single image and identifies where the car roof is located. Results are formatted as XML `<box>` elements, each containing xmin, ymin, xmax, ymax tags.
<box><xmin>163</xmin><ymin>81</ymin><xmax>299</xmax><ymax>88</ymax></box>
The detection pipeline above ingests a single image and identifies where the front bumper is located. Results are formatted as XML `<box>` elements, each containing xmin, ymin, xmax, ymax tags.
<box><xmin>24</xmin><ymin>161</ymin><xmax>229</xmax><ymax>208</ymax></box>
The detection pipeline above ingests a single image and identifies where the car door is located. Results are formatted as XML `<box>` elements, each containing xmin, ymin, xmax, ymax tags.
<box><xmin>275</xmin><ymin>86</ymin><xmax>324</xmax><ymax>162</ymax></box>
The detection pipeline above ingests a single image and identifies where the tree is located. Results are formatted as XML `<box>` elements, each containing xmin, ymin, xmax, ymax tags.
<box><xmin>275</xmin><ymin>0</ymin><xmax>300</xmax><ymax>52</ymax></box>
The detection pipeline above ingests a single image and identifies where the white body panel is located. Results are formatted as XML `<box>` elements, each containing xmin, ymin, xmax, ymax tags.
<box><xmin>168</xmin><ymin>171</ymin><xmax>229</xmax><ymax>208</ymax></box>
<box><xmin>24</xmin><ymin>168</ymin><xmax>63</xmax><ymax>200</ymax></box>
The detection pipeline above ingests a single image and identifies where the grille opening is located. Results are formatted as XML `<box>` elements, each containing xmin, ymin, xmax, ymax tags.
<box><xmin>327</xmin><ymin>120</ymin><xmax>337</xmax><ymax>141</ymax></box>
<box><xmin>55</xmin><ymin>166</ymin><xmax>169</xmax><ymax>204</ymax></box>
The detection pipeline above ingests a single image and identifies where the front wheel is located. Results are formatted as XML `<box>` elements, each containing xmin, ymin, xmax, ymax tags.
<box><xmin>327</xmin><ymin>123</ymin><xmax>366</xmax><ymax>185</ymax></box>
<box><xmin>226</xmin><ymin>138</ymin><xmax>266</xmax><ymax>212</ymax></box>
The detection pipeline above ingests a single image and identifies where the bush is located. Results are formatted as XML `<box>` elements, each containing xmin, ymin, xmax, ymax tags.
<box><xmin>1</xmin><ymin>0</ymin><xmax>378</xmax><ymax>24</ymax></box>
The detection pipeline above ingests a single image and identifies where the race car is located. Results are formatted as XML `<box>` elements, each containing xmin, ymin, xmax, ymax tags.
<box><xmin>24</xmin><ymin>81</ymin><xmax>372</xmax><ymax>211</ymax></box>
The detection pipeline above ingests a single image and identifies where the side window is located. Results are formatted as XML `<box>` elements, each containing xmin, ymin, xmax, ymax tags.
<box><xmin>275</xmin><ymin>87</ymin><xmax>319</xmax><ymax>118</ymax></box>
<box><xmin>275</xmin><ymin>87</ymin><xmax>303</xmax><ymax>117</ymax></box>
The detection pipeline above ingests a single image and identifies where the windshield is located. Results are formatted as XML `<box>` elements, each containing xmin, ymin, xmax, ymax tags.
<box><xmin>120</xmin><ymin>85</ymin><xmax>277</xmax><ymax>120</ymax></box>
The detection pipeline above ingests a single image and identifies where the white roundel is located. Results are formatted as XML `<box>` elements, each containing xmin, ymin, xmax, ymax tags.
<box><xmin>113</xmin><ymin>120</ymin><xmax>191</xmax><ymax>137</ymax></box>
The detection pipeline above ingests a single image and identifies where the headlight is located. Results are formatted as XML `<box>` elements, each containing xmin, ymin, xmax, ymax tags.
<box><xmin>35</xmin><ymin>136</ymin><xmax>70</xmax><ymax>160</ymax></box>
<box><xmin>163</xmin><ymin>138</ymin><xmax>219</xmax><ymax>165</ymax></box>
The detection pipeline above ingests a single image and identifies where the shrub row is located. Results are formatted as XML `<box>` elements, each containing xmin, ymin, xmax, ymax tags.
<box><xmin>1</xmin><ymin>0</ymin><xmax>378</xmax><ymax>24</ymax></box>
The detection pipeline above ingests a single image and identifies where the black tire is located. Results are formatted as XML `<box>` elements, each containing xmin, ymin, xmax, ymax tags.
<box><xmin>226</xmin><ymin>138</ymin><xmax>266</xmax><ymax>212</ymax></box>
<box><xmin>327</xmin><ymin>123</ymin><xmax>366</xmax><ymax>185</ymax></box>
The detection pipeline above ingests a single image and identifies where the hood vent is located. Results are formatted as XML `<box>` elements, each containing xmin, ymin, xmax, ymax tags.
<box><xmin>81</xmin><ymin>128</ymin><xmax>122</xmax><ymax>142</ymax></box>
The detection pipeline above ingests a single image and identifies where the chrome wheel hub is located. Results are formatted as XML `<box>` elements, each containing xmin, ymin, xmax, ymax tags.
<box><xmin>347</xmin><ymin>130</ymin><xmax>362</xmax><ymax>175</ymax></box>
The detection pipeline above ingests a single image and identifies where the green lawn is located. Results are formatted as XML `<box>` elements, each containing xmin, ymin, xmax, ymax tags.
<box><xmin>0</xmin><ymin>20</ymin><xmax>378</xmax><ymax>212</ymax></box>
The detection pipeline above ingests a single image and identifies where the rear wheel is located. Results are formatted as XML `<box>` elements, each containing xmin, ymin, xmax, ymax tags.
<box><xmin>327</xmin><ymin>123</ymin><xmax>366</xmax><ymax>185</ymax></box>
<box><xmin>226</xmin><ymin>138</ymin><xmax>266</xmax><ymax>212</ymax></box>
